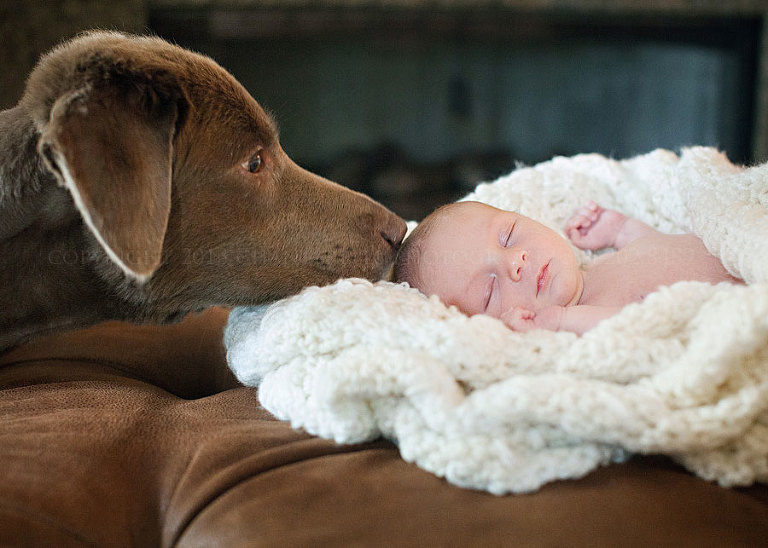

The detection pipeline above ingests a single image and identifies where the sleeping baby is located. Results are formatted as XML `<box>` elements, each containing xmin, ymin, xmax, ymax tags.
<box><xmin>394</xmin><ymin>200</ymin><xmax>743</xmax><ymax>335</ymax></box>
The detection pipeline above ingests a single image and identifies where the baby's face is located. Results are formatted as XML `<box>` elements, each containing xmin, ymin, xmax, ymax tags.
<box><xmin>417</xmin><ymin>202</ymin><xmax>583</xmax><ymax>318</ymax></box>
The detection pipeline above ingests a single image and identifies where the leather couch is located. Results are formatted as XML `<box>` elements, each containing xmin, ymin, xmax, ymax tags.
<box><xmin>2</xmin><ymin>308</ymin><xmax>767</xmax><ymax>546</ymax></box>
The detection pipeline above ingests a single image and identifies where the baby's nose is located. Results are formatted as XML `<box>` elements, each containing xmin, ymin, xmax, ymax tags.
<box><xmin>507</xmin><ymin>248</ymin><xmax>527</xmax><ymax>282</ymax></box>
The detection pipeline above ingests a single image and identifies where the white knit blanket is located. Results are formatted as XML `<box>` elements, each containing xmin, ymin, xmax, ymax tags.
<box><xmin>225</xmin><ymin>147</ymin><xmax>768</xmax><ymax>494</ymax></box>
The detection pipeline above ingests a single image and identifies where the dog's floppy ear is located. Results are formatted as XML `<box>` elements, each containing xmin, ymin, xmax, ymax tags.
<box><xmin>39</xmin><ymin>75</ymin><xmax>184</xmax><ymax>283</ymax></box>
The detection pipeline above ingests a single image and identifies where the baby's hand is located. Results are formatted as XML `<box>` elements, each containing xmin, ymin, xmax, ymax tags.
<box><xmin>501</xmin><ymin>307</ymin><xmax>538</xmax><ymax>332</ymax></box>
<box><xmin>565</xmin><ymin>201</ymin><xmax>627</xmax><ymax>250</ymax></box>
<box><xmin>501</xmin><ymin>306</ymin><xmax>564</xmax><ymax>332</ymax></box>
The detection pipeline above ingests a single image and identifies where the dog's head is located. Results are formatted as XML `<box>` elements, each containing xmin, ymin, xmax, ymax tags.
<box><xmin>21</xmin><ymin>31</ymin><xmax>406</xmax><ymax>313</ymax></box>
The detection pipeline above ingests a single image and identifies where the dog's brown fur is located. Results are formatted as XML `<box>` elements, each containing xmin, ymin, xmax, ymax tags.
<box><xmin>0</xmin><ymin>31</ymin><xmax>406</xmax><ymax>352</ymax></box>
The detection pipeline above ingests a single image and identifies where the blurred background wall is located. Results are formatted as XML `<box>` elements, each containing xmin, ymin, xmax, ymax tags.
<box><xmin>2</xmin><ymin>0</ymin><xmax>767</xmax><ymax>219</ymax></box>
<box><xmin>0</xmin><ymin>0</ymin><xmax>146</xmax><ymax>111</ymax></box>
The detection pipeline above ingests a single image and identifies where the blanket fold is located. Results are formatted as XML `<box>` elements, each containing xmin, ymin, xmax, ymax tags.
<box><xmin>225</xmin><ymin>148</ymin><xmax>768</xmax><ymax>494</ymax></box>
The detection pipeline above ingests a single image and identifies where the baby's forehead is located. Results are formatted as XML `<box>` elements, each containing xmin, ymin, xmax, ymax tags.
<box><xmin>415</xmin><ymin>202</ymin><xmax>508</xmax><ymax>261</ymax></box>
<box><xmin>437</xmin><ymin>201</ymin><xmax>496</xmax><ymax>222</ymax></box>
<box><xmin>419</xmin><ymin>205</ymin><xmax>489</xmax><ymax>260</ymax></box>
<box><xmin>438</xmin><ymin>201</ymin><xmax>506</xmax><ymax>229</ymax></box>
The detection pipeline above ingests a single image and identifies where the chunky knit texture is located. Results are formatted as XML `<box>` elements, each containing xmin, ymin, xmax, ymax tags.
<box><xmin>225</xmin><ymin>147</ymin><xmax>768</xmax><ymax>494</ymax></box>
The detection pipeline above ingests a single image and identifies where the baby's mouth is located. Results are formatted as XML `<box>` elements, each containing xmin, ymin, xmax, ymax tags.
<box><xmin>536</xmin><ymin>261</ymin><xmax>550</xmax><ymax>296</ymax></box>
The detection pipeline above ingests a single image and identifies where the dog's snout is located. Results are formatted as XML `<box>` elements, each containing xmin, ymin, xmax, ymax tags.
<box><xmin>380</xmin><ymin>215</ymin><xmax>407</xmax><ymax>251</ymax></box>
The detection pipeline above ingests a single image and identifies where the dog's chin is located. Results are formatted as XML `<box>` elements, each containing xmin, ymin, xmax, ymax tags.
<box><xmin>382</xmin><ymin>262</ymin><xmax>397</xmax><ymax>283</ymax></box>
<box><xmin>262</xmin><ymin>262</ymin><xmax>396</xmax><ymax>302</ymax></box>
<box><xmin>317</xmin><ymin>262</ymin><xmax>396</xmax><ymax>287</ymax></box>
<box><xmin>137</xmin><ymin>307</ymin><xmax>208</xmax><ymax>326</ymax></box>
<box><xmin>165</xmin><ymin>309</ymin><xmax>206</xmax><ymax>324</ymax></box>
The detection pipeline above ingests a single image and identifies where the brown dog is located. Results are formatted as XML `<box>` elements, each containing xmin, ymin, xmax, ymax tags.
<box><xmin>0</xmin><ymin>31</ymin><xmax>406</xmax><ymax>352</ymax></box>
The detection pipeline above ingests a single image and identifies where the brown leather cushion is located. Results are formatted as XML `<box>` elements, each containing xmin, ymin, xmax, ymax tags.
<box><xmin>1</xmin><ymin>309</ymin><xmax>767</xmax><ymax>546</ymax></box>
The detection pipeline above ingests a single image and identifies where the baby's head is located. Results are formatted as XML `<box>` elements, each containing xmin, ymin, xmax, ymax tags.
<box><xmin>394</xmin><ymin>201</ymin><xmax>583</xmax><ymax>319</ymax></box>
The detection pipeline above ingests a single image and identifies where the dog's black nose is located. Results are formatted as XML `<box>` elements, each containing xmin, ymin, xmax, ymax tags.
<box><xmin>381</xmin><ymin>217</ymin><xmax>407</xmax><ymax>251</ymax></box>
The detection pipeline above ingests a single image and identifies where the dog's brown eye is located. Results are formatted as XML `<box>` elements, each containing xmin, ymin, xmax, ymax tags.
<box><xmin>247</xmin><ymin>153</ymin><xmax>262</xmax><ymax>173</ymax></box>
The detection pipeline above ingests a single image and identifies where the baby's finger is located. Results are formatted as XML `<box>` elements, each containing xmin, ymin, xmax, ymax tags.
<box><xmin>568</xmin><ymin>219</ymin><xmax>593</xmax><ymax>238</ymax></box>
<box><xmin>577</xmin><ymin>205</ymin><xmax>599</xmax><ymax>222</ymax></box>
<box><xmin>518</xmin><ymin>308</ymin><xmax>535</xmax><ymax>320</ymax></box>
<box><xmin>567</xmin><ymin>227</ymin><xmax>582</xmax><ymax>242</ymax></box>
<box><xmin>566</xmin><ymin>214</ymin><xmax>590</xmax><ymax>231</ymax></box>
